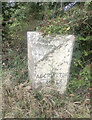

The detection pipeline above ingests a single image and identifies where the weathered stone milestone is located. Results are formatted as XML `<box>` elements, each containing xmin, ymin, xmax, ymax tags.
<box><xmin>27</xmin><ymin>32</ymin><xmax>75</xmax><ymax>94</ymax></box>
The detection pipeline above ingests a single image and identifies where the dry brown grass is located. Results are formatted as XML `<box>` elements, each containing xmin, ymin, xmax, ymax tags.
<box><xmin>1</xmin><ymin>55</ymin><xmax>91</xmax><ymax>118</ymax></box>
<box><xmin>2</xmin><ymin>78</ymin><xmax>91</xmax><ymax>118</ymax></box>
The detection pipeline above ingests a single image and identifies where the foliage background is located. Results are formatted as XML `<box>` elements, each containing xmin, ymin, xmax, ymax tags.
<box><xmin>2</xmin><ymin>2</ymin><xmax>92</xmax><ymax>118</ymax></box>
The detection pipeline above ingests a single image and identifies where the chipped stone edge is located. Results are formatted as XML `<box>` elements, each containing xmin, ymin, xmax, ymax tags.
<box><xmin>27</xmin><ymin>32</ymin><xmax>75</xmax><ymax>93</ymax></box>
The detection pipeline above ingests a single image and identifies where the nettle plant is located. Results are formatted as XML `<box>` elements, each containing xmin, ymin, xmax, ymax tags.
<box><xmin>37</xmin><ymin>2</ymin><xmax>91</xmax><ymax>36</ymax></box>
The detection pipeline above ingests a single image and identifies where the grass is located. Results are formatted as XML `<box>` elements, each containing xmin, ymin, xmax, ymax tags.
<box><xmin>1</xmin><ymin>50</ymin><xmax>91</xmax><ymax>118</ymax></box>
<box><xmin>1</xmin><ymin>3</ymin><xmax>91</xmax><ymax>118</ymax></box>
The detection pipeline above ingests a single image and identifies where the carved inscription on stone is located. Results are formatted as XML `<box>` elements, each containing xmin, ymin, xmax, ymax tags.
<box><xmin>27</xmin><ymin>32</ymin><xmax>75</xmax><ymax>93</ymax></box>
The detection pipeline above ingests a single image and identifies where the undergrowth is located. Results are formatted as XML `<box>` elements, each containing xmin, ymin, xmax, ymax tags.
<box><xmin>1</xmin><ymin>2</ymin><xmax>91</xmax><ymax>118</ymax></box>
<box><xmin>2</xmin><ymin>53</ymin><xmax>91</xmax><ymax>118</ymax></box>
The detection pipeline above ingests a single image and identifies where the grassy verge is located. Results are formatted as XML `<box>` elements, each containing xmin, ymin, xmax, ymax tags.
<box><xmin>1</xmin><ymin>52</ymin><xmax>91</xmax><ymax>118</ymax></box>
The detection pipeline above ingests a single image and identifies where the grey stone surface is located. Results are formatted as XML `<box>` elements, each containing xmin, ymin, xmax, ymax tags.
<box><xmin>27</xmin><ymin>32</ymin><xmax>75</xmax><ymax>94</ymax></box>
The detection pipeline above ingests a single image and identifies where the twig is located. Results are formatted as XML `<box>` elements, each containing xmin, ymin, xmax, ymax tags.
<box><xmin>64</xmin><ymin>109</ymin><xmax>73</xmax><ymax>117</ymax></box>
<box><xmin>74</xmin><ymin>101</ymin><xmax>81</xmax><ymax>104</ymax></box>
<box><xmin>83</xmin><ymin>21</ymin><xmax>92</xmax><ymax>30</ymax></box>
